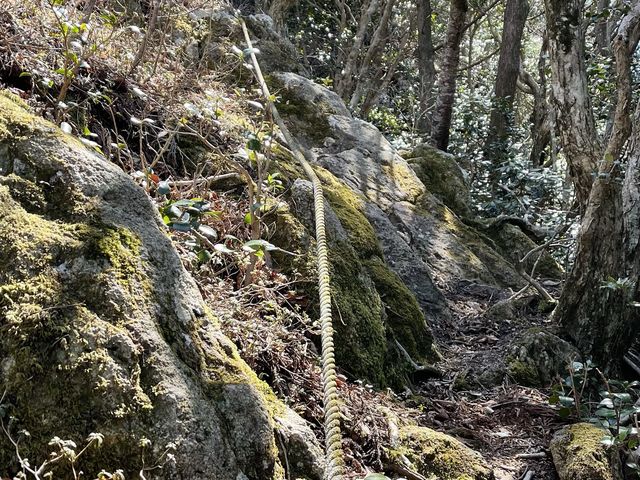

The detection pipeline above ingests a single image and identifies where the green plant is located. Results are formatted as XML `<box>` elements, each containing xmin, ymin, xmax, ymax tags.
<box><xmin>1</xmin><ymin>417</ymin><xmax>108</xmax><ymax>480</ymax></box>
<box><xmin>549</xmin><ymin>361</ymin><xmax>640</xmax><ymax>475</ymax></box>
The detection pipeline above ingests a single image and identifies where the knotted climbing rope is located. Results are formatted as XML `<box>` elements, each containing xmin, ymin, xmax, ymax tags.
<box><xmin>240</xmin><ymin>19</ymin><xmax>345</xmax><ymax>480</ymax></box>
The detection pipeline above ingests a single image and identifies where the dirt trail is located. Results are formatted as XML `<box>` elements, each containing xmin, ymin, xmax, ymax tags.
<box><xmin>414</xmin><ymin>282</ymin><xmax>565</xmax><ymax>479</ymax></box>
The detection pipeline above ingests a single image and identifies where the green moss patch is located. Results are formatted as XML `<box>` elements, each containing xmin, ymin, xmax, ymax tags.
<box><xmin>394</xmin><ymin>425</ymin><xmax>494</xmax><ymax>480</ymax></box>
<box><xmin>550</xmin><ymin>423</ymin><xmax>622</xmax><ymax>480</ymax></box>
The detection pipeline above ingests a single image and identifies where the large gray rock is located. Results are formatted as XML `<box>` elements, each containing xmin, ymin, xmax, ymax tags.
<box><xmin>0</xmin><ymin>93</ymin><xmax>298</xmax><ymax>479</ymax></box>
<box><xmin>550</xmin><ymin>423</ymin><xmax>622</xmax><ymax>480</ymax></box>
<box><xmin>193</xmin><ymin>11</ymin><xmax>304</xmax><ymax>75</ymax></box>
<box><xmin>315</xmin><ymin>115</ymin><xmax>425</xmax><ymax>210</ymax></box>
<box><xmin>275</xmin><ymin>178</ymin><xmax>440</xmax><ymax>388</ymax></box>
<box><xmin>389</xmin><ymin>196</ymin><xmax>523</xmax><ymax>289</ymax></box>
<box><xmin>363</xmin><ymin>202</ymin><xmax>449</xmax><ymax>326</ymax></box>
<box><xmin>267</xmin><ymin>73</ymin><xmax>351</xmax><ymax>148</ymax></box>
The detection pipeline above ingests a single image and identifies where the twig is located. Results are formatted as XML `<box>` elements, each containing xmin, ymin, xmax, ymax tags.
<box><xmin>521</xmin><ymin>470</ymin><xmax>534</xmax><ymax>480</ymax></box>
<box><xmin>515</xmin><ymin>452</ymin><xmax>546</xmax><ymax>459</ymax></box>
<box><xmin>128</xmin><ymin>0</ymin><xmax>162</xmax><ymax>77</ymax></box>
<box><xmin>624</xmin><ymin>352</ymin><xmax>640</xmax><ymax>377</ymax></box>
<box><xmin>384</xmin><ymin>463</ymin><xmax>428</xmax><ymax>480</ymax></box>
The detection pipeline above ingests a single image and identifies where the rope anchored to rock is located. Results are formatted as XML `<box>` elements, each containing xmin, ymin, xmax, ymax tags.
<box><xmin>240</xmin><ymin>18</ymin><xmax>346</xmax><ymax>480</ymax></box>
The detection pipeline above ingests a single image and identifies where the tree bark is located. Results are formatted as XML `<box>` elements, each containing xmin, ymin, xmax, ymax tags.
<box><xmin>550</xmin><ymin>0</ymin><xmax>640</xmax><ymax>370</ymax></box>
<box><xmin>545</xmin><ymin>0</ymin><xmax>600</xmax><ymax>211</ymax></box>
<box><xmin>483</xmin><ymin>0</ymin><xmax>529</xmax><ymax>164</ymax></box>
<box><xmin>348</xmin><ymin>0</ymin><xmax>396</xmax><ymax>111</ymax></box>
<box><xmin>268</xmin><ymin>0</ymin><xmax>298</xmax><ymax>33</ymax></box>
<box><xmin>416</xmin><ymin>0</ymin><xmax>436</xmax><ymax>134</ymax></box>
<box><xmin>430</xmin><ymin>0</ymin><xmax>468</xmax><ymax>151</ymax></box>
<box><xmin>594</xmin><ymin>0</ymin><xmax>611</xmax><ymax>55</ymax></box>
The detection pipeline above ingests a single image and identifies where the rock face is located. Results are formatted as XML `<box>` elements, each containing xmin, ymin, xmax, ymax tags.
<box><xmin>188</xmin><ymin>12</ymin><xmax>304</xmax><ymax>75</ymax></box>
<box><xmin>396</xmin><ymin>425</ymin><xmax>494</xmax><ymax>480</ymax></box>
<box><xmin>550</xmin><ymin>423</ymin><xmax>623</xmax><ymax>480</ymax></box>
<box><xmin>269</xmin><ymin>73</ymin><xmax>528</xmax><ymax>338</ymax></box>
<box><xmin>269</xmin><ymin>174</ymin><xmax>440</xmax><ymax>388</ymax></box>
<box><xmin>0</xmin><ymin>93</ymin><xmax>310</xmax><ymax>479</ymax></box>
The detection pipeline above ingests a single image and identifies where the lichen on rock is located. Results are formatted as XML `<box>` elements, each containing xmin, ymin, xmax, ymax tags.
<box><xmin>405</xmin><ymin>143</ymin><xmax>471</xmax><ymax>218</ymax></box>
<box><xmin>270</xmin><ymin>153</ymin><xmax>439</xmax><ymax>388</ymax></box>
<box><xmin>508</xmin><ymin>328</ymin><xmax>579</xmax><ymax>386</ymax></box>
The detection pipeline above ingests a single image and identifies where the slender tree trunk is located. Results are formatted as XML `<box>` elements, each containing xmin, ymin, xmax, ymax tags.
<box><xmin>484</xmin><ymin>0</ymin><xmax>529</xmax><ymax>164</ymax></box>
<box><xmin>430</xmin><ymin>0</ymin><xmax>468</xmax><ymax>151</ymax></box>
<box><xmin>528</xmin><ymin>33</ymin><xmax>552</xmax><ymax>166</ymax></box>
<box><xmin>545</xmin><ymin>0</ymin><xmax>600</xmax><ymax>211</ymax></box>
<box><xmin>416</xmin><ymin>0</ymin><xmax>436</xmax><ymax>134</ymax></box>
<box><xmin>594</xmin><ymin>0</ymin><xmax>611</xmax><ymax>54</ymax></box>
<box><xmin>348</xmin><ymin>0</ymin><xmax>396</xmax><ymax>110</ymax></box>
<box><xmin>268</xmin><ymin>0</ymin><xmax>298</xmax><ymax>33</ymax></box>
<box><xmin>550</xmin><ymin>0</ymin><xmax>640</xmax><ymax>370</ymax></box>
<box><xmin>359</xmin><ymin>23</ymin><xmax>413</xmax><ymax>116</ymax></box>
<box><xmin>334</xmin><ymin>0</ymin><xmax>382</xmax><ymax>102</ymax></box>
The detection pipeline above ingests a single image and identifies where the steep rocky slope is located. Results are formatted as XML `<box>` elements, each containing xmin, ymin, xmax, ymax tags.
<box><xmin>0</xmin><ymin>3</ymin><xmax>572</xmax><ymax>479</ymax></box>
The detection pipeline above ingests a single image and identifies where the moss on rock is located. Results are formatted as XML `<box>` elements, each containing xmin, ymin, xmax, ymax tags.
<box><xmin>393</xmin><ymin>425</ymin><xmax>494</xmax><ymax>480</ymax></box>
<box><xmin>271</xmin><ymin>152</ymin><xmax>438</xmax><ymax>388</ymax></box>
<box><xmin>364</xmin><ymin>257</ymin><xmax>440</xmax><ymax>367</ymax></box>
<box><xmin>550</xmin><ymin>423</ymin><xmax>623</xmax><ymax>480</ymax></box>
<box><xmin>508</xmin><ymin>328</ymin><xmax>579</xmax><ymax>387</ymax></box>
<box><xmin>0</xmin><ymin>92</ymin><xmax>286</xmax><ymax>479</ymax></box>
<box><xmin>484</xmin><ymin>222</ymin><xmax>563</xmax><ymax>279</ymax></box>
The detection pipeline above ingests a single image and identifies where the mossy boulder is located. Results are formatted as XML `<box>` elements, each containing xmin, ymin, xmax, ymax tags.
<box><xmin>195</xmin><ymin>11</ymin><xmax>304</xmax><ymax>75</ymax></box>
<box><xmin>405</xmin><ymin>143</ymin><xmax>471</xmax><ymax>218</ymax></box>
<box><xmin>481</xmin><ymin>221</ymin><xmax>563</xmax><ymax>279</ymax></box>
<box><xmin>267</xmin><ymin>72</ymin><xmax>351</xmax><ymax>147</ymax></box>
<box><xmin>270</xmin><ymin>157</ymin><xmax>439</xmax><ymax>388</ymax></box>
<box><xmin>550</xmin><ymin>423</ymin><xmax>623</xmax><ymax>480</ymax></box>
<box><xmin>0</xmin><ymin>92</ymin><xmax>297</xmax><ymax>479</ymax></box>
<box><xmin>394</xmin><ymin>194</ymin><xmax>523</xmax><ymax>289</ymax></box>
<box><xmin>508</xmin><ymin>328</ymin><xmax>579</xmax><ymax>386</ymax></box>
<box><xmin>394</xmin><ymin>425</ymin><xmax>494</xmax><ymax>480</ymax></box>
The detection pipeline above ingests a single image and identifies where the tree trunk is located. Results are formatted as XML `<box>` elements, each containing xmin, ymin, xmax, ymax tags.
<box><xmin>483</xmin><ymin>0</ymin><xmax>529</xmax><ymax>164</ymax></box>
<box><xmin>550</xmin><ymin>0</ymin><xmax>640</xmax><ymax>370</ymax></box>
<box><xmin>416</xmin><ymin>0</ymin><xmax>436</xmax><ymax>134</ymax></box>
<box><xmin>545</xmin><ymin>0</ymin><xmax>600</xmax><ymax>211</ymax></box>
<box><xmin>348</xmin><ymin>0</ymin><xmax>396</xmax><ymax>111</ymax></box>
<box><xmin>430</xmin><ymin>0</ymin><xmax>468</xmax><ymax>151</ymax></box>
<box><xmin>334</xmin><ymin>0</ymin><xmax>382</xmax><ymax>102</ymax></box>
<box><xmin>528</xmin><ymin>33</ymin><xmax>553</xmax><ymax>166</ymax></box>
<box><xmin>594</xmin><ymin>0</ymin><xmax>611</xmax><ymax>55</ymax></box>
<box><xmin>359</xmin><ymin>23</ymin><xmax>413</xmax><ymax>117</ymax></box>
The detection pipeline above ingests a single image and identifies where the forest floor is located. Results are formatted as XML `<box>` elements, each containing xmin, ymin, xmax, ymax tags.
<box><xmin>417</xmin><ymin>283</ymin><xmax>566</xmax><ymax>480</ymax></box>
<box><xmin>173</xmin><ymin>183</ymin><xmax>568</xmax><ymax>480</ymax></box>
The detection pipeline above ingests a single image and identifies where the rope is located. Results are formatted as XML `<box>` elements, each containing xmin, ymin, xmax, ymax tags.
<box><xmin>240</xmin><ymin>19</ymin><xmax>345</xmax><ymax>480</ymax></box>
